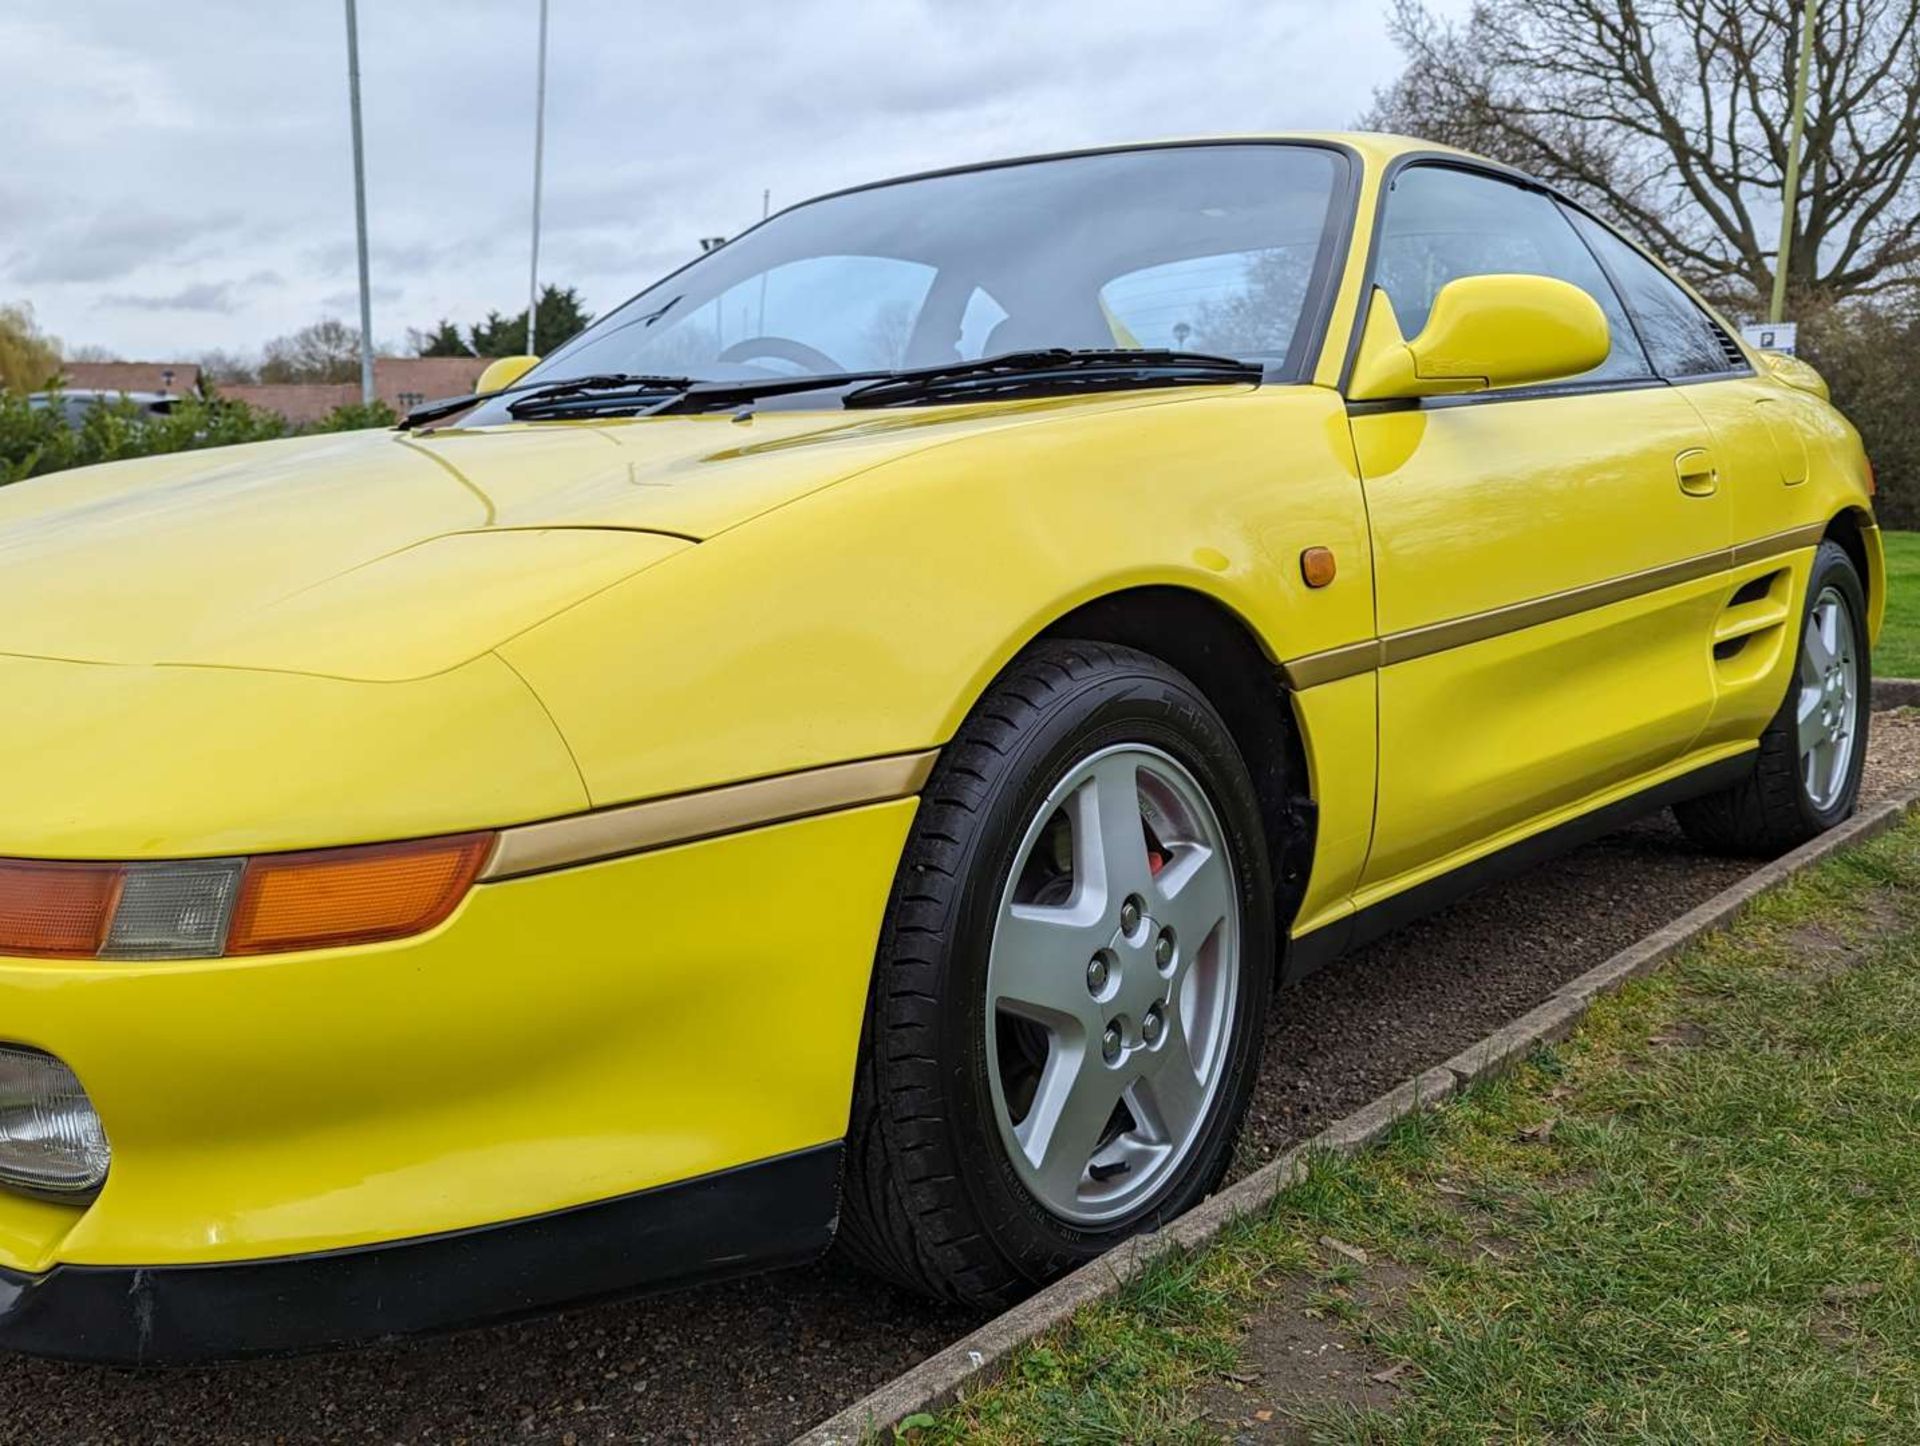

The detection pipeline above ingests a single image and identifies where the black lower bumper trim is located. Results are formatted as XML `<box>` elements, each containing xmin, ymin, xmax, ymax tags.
<box><xmin>0</xmin><ymin>1143</ymin><xmax>841</xmax><ymax>1365</ymax></box>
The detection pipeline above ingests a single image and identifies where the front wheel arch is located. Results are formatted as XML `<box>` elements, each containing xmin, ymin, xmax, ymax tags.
<box><xmin>1035</xmin><ymin>586</ymin><xmax>1317</xmax><ymax>953</ymax></box>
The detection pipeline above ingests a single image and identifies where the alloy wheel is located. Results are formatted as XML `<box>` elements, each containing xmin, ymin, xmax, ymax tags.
<box><xmin>1797</xmin><ymin>584</ymin><xmax>1860</xmax><ymax>812</ymax></box>
<box><xmin>984</xmin><ymin>744</ymin><xmax>1240</xmax><ymax>1225</ymax></box>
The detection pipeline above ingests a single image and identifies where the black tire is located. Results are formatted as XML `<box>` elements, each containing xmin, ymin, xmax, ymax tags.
<box><xmin>837</xmin><ymin>640</ymin><xmax>1277</xmax><ymax>1307</ymax></box>
<box><xmin>1674</xmin><ymin>540</ymin><xmax>1871</xmax><ymax>857</ymax></box>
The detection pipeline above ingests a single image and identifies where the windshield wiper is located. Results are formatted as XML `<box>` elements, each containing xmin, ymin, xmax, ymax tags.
<box><xmin>398</xmin><ymin>373</ymin><xmax>694</xmax><ymax>430</ymax></box>
<box><xmin>840</xmin><ymin>349</ymin><xmax>1263</xmax><ymax>409</ymax></box>
<box><xmin>439</xmin><ymin>349</ymin><xmax>1264</xmax><ymax>427</ymax></box>
<box><xmin>503</xmin><ymin>368</ymin><xmax>894</xmax><ymax>421</ymax></box>
<box><xmin>503</xmin><ymin>374</ymin><xmax>695</xmax><ymax>417</ymax></box>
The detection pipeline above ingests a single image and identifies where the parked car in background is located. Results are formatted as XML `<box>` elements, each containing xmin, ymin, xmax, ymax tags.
<box><xmin>26</xmin><ymin>389</ymin><xmax>181</xmax><ymax>428</ymax></box>
<box><xmin>0</xmin><ymin>132</ymin><xmax>1881</xmax><ymax>1364</ymax></box>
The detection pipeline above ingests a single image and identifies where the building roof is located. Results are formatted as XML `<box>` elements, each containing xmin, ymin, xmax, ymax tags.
<box><xmin>61</xmin><ymin>362</ymin><xmax>201</xmax><ymax>396</ymax></box>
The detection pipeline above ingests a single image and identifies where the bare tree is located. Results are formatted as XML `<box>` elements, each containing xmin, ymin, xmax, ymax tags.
<box><xmin>1366</xmin><ymin>0</ymin><xmax>1920</xmax><ymax>309</ymax></box>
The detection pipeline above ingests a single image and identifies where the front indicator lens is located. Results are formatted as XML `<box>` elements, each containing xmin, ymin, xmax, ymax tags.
<box><xmin>0</xmin><ymin>1046</ymin><xmax>109</xmax><ymax>1195</ymax></box>
<box><xmin>228</xmin><ymin>834</ymin><xmax>495</xmax><ymax>955</ymax></box>
<box><xmin>0</xmin><ymin>833</ymin><xmax>494</xmax><ymax>961</ymax></box>
<box><xmin>0</xmin><ymin>862</ymin><xmax>122</xmax><ymax>958</ymax></box>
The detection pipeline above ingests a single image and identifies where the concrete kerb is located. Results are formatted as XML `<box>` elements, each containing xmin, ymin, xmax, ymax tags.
<box><xmin>795</xmin><ymin>786</ymin><xmax>1920</xmax><ymax>1445</ymax></box>
<box><xmin>1873</xmin><ymin>677</ymin><xmax>1920</xmax><ymax>711</ymax></box>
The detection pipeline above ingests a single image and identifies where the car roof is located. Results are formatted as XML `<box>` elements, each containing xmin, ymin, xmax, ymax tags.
<box><xmin>778</xmin><ymin>131</ymin><xmax>1492</xmax><ymax>222</ymax></box>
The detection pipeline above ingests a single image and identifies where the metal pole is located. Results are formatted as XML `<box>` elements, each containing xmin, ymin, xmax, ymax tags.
<box><xmin>343</xmin><ymin>0</ymin><xmax>375</xmax><ymax>405</ymax></box>
<box><xmin>526</xmin><ymin>0</ymin><xmax>550</xmax><ymax>356</ymax></box>
<box><xmin>1769</xmin><ymin>0</ymin><xmax>1817</xmax><ymax>324</ymax></box>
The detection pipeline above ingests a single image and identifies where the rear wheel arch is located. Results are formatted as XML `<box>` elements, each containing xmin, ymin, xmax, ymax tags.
<box><xmin>1034</xmin><ymin>586</ymin><xmax>1317</xmax><ymax>946</ymax></box>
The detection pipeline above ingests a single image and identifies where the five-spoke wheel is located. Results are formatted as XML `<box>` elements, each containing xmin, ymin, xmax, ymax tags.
<box><xmin>838</xmin><ymin>642</ymin><xmax>1277</xmax><ymax>1307</ymax></box>
<box><xmin>1796</xmin><ymin>584</ymin><xmax>1860</xmax><ymax>813</ymax></box>
<box><xmin>987</xmin><ymin>745</ymin><xmax>1239</xmax><ymax>1225</ymax></box>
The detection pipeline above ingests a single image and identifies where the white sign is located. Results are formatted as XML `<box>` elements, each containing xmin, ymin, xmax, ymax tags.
<box><xmin>1740</xmin><ymin>321</ymin><xmax>1798</xmax><ymax>356</ymax></box>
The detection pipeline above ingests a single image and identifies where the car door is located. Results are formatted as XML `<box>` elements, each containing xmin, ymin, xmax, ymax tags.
<box><xmin>1346</xmin><ymin>163</ymin><xmax>1733</xmax><ymax>895</ymax></box>
<box><xmin>1558</xmin><ymin>207</ymin><xmax>1808</xmax><ymax>755</ymax></box>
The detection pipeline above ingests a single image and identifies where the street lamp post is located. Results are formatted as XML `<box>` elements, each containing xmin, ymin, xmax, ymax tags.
<box><xmin>1769</xmin><ymin>0</ymin><xmax>1818</xmax><ymax>326</ymax></box>
<box><xmin>343</xmin><ymin>0</ymin><xmax>376</xmax><ymax>405</ymax></box>
<box><xmin>526</xmin><ymin>0</ymin><xmax>550</xmax><ymax>357</ymax></box>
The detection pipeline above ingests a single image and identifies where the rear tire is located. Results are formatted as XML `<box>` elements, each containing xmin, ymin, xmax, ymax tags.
<box><xmin>837</xmin><ymin>641</ymin><xmax>1276</xmax><ymax>1307</ymax></box>
<box><xmin>1674</xmin><ymin>540</ymin><xmax>1870</xmax><ymax>857</ymax></box>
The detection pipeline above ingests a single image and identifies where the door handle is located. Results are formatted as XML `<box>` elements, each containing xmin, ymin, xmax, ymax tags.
<box><xmin>1675</xmin><ymin>447</ymin><xmax>1719</xmax><ymax>497</ymax></box>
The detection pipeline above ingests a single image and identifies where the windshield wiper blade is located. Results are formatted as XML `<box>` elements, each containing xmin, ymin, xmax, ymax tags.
<box><xmin>398</xmin><ymin>373</ymin><xmax>694</xmax><ymax>430</ymax></box>
<box><xmin>841</xmin><ymin>349</ymin><xmax>1263</xmax><ymax>409</ymax></box>
<box><xmin>503</xmin><ymin>373</ymin><xmax>695</xmax><ymax>417</ymax></box>
<box><xmin>505</xmin><ymin>368</ymin><xmax>895</xmax><ymax>421</ymax></box>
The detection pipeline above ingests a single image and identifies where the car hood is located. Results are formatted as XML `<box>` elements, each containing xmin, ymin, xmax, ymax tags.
<box><xmin>0</xmin><ymin>402</ymin><xmax>1092</xmax><ymax>681</ymax></box>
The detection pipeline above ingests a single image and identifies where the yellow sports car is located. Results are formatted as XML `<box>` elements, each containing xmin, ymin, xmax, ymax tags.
<box><xmin>0</xmin><ymin>133</ymin><xmax>1880</xmax><ymax>1362</ymax></box>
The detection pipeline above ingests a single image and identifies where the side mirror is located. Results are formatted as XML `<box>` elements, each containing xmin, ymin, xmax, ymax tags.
<box><xmin>1348</xmin><ymin>275</ymin><xmax>1610</xmax><ymax>402</ymax></box>
<box><xmin>475</xmin><ymin>354</ymin><xmax>541</xmax><ymax>395</ymax></box>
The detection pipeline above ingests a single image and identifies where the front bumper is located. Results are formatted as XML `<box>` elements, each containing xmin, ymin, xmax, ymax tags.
<box><xmin>0</xmin><ymin>798</ymin><xmax>917</xmax><ymax>1358</ymax></box>
<box><xmin>0</xmin><ymin>1144</ymin><xmax>839</xmax><ymax>1364</ymax></box>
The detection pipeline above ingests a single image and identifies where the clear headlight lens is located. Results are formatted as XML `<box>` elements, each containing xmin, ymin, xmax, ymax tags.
<box><xmin>0</xmin><ymin>1046</ymin><xmax>109</xmax><ymax>1195</ymax></box>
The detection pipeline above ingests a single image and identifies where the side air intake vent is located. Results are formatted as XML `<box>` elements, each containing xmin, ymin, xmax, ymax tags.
<box><xmin>1710</xmin><ymin>322</ymin><xmax>1748</xmax><ymax>371</ymax></box>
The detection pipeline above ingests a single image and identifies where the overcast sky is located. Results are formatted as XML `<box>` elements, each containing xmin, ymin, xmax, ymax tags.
<box><xmin>1</xmin><ymin>1</ymin><xmax>1468</xmax><ymax>361</ymax></box>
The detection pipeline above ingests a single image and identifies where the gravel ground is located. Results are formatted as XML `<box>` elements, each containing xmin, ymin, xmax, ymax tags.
<box><xmin>6</xmin><ymin>712</ymin><xmax>1916</xmax><ymax>1446</ymax></box>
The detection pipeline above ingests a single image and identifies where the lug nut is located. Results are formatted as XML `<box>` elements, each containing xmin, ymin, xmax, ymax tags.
<box><xmin>1086</xmin><ymin>953</ymin><xmax>1110</xmax><ymax>996</ymax></box>
<box><xmin>1101</xmin><ymin>1022</ymin><xmax>1124</xmax><ymax>1063</ymax></box>
<box><xmin>1142</xmin><ymin>1006</ymin><xmax>1164</xmax><ymax>1044</ymax></box>
<box><xmin>1119</xmin><ymin>896</ymin><xmax>1143</xmax><ymax>935</ymax></box>
<box><xmin>1155</xmin><ymin>929</ymin><xmax>1175</xmax><ymax>971</ymax></box>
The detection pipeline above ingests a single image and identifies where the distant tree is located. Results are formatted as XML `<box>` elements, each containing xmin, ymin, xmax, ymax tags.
<box><xmin>466</xmin><ymin>310</ymin><xmax>524</xmax><ymax>358</ymax></box>
<box><xmin>62</xmin><ymin>342</ymin><xmax>123</xmax><ymax>364</ymax></box>
<box><xmin>0</xmin><ymin>302</ymin><xmax>62</xmax><ymax>393</ymax></box>
<box><xmin>860</xmin><ymin>299</ymin><xmax>915</xmax><ymax>369</ymax></box>
<box><xmin>410</xmin><ymin>319</ymin><xmax>471</xmax><ymax>357</ymax></box>
<box><xmin>194</xmin><ymin>349</ymin><xmax>259</xmax><ymax>385</ymax></box>
<box><xmin>1366</xmin><ymin>0</ymin><xmax>1920</xmax><ymax>311</ymax></box>
<box><xmin>315</xmin><ymin>398</ymin><xmax>399</xmax><ymax>431</ymax></box>
<box><xmin>259</xmin><ymin>318</ymin><xmax>366</xmax><ymax>384</ymax></box>
<box><xmin>1192</xmin><ymin>248</ymin><xmax>1320</xmax><ymax>354</ymax></box>
<box><xmin>427</xmin><ymin>285</ymin><xmax>593</xmax><ymax>358</ymax></box>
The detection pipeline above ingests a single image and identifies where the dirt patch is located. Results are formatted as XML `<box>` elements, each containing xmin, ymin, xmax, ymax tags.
<box><xmin>1782</xmin><ymin>887</ymin><xmax>1912</xmax><ymax>980</ymax></box>
<box><xmin>1861</xmin><ymin>707</ymin><xmax>1920</xmax><ymax>804</ymax></box>
<box><xmin>1648</xmin><ymin>1018</ymin><xmax>1711</xmax><ymax>1048</ymax></box>
<box><xmin>1194</xmin><ymin>1263</ymin><xmax>1412</xmax><ymax>1442</ymax></box>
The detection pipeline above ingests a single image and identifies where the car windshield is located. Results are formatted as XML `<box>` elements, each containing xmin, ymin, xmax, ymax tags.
<box><xmin>475</xmin><ymin>144</ymin><xmax>1346</xmax><ymax>415</ymax></box>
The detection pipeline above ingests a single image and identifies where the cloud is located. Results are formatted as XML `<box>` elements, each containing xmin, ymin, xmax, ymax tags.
<box><xmin>318</xmin><ymin>285</ymin><xmax>404</xmax><ymax>313</ymax></box>
<box><xmin>2</xmin><ymin>0</ymin><xmax>1472</xmax><ymax>359</ymax></box>
<box><xmin>5</xmin><ymin>209</ymin><xmax>241</xmax><ymax>286</ymax></box>
<box><xmin>99</xmin><ymin>281</ymin><xmax>241</xmax><ymax>313</ymax></box>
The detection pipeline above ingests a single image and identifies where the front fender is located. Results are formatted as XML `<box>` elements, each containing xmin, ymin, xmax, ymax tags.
<box><xmin>500</xmin><ymin>386</ymin><xmax>1371</xmax><ymax>809</ymax></box>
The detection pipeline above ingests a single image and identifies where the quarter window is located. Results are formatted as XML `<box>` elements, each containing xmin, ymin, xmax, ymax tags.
<box><xmin>1561</xmin><ymin>208</ymin><xmax>1743</xmax><ymax>379</ymax></box>
<box><xmin>1373</xmin><ymin>166</ymin><xmax>1650</xmax><ymax>384</ymax></box>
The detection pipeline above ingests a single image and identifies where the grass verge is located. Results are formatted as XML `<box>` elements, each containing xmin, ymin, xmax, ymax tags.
<box><xmin>1879</xmin><ymin>528</ymin><xmax>1919</xmax><ymax>678</ymax></box>
<box><xmin>903</xmin><ymin>815</ymin><xmax>1920</xmax><ymax>1443</ymax></box>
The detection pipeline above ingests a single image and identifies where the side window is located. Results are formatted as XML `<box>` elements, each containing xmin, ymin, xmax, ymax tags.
<box><xmin>1375</xmin><ymin>166</ymin><xmax>1650</xmax><ymax>384</ymax></box>
<box><xmin>1100</xmin><ymin>243</ymin><xmax>1321</xmax><ymax>358</ymax></box>
<box><xmin>1562</xmin><ymin>208</ymin><xmax>1743</xmax><ymax>379</ymax></box>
